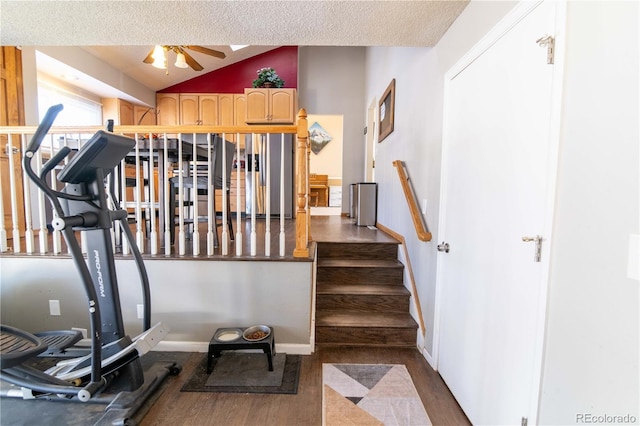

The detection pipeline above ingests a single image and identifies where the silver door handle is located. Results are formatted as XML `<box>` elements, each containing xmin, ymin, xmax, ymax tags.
<box><xmin>522</xmin><ymin>235</ymin><xmax>542</xmax><ymax>262</ymax></box>
<box><xmin>437</xmin><ymin>242</ymin><xmax>450</xmax><ymax>253</ymax></box>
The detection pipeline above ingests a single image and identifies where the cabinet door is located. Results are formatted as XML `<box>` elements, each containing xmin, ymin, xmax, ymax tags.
<box><xmin>245</xmin><ymin>89</ymin><xmax>269</xmax><ymax>123</ymax></box>
<box><xmin>180</xmin><ymin>94</ymin><xmax>200</xmax><ymax>125</ymax></box>
<box><xmin>233</xmin><ymin>94</ymin><xmax>246</xmax><ymax>147</ymax></box>
<box><xmin>134</xmin><ymin>105</ymin><xmax>156</xmax><ymax>125</ymax></box>
<box><xmin>218</xmin><ymin>93</ymin><xmax>235</xmax><ymax>141</ymax></box>
<box><xmin>199</xmin><ymin>94</ymin><xmax>219</xmax><ymax>125</ymax></box>
<box><xmin>118</xmin><ymin>100</ymin><xmax>134</xmax><ymax>125</ymax></box>
<box><xmin>156</xmin><ymin>93</ymin><xmax>179</xmax><ymax>125</ymax></box>
<box><xmin>269</xmin><ymin>89</ymin><xmax>296</xmax><ymax>123</ymax></box>
<box><xmin>218</xmin><ymin>94</ymin><xmax>234</xmax><ymax>127</ymax></box>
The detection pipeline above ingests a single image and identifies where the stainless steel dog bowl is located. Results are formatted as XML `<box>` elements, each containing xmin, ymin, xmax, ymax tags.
<box><xmin>243</xmin><ymin>325</ymin><xmax>271</xmax><ymax>341</ymax></box>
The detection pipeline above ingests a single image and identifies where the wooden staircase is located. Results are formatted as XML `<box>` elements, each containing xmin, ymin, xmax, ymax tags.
<box><xmin>315</xmin><ymin>241</ymin><xmax>418</xmax><ymax>347</ymax></box>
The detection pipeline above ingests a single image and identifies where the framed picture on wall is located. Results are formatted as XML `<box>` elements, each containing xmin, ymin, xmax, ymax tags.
<box><xmin>378</xmin><ymin>78</ymin><xmax>396</xmax><ymax>142</ymax></box>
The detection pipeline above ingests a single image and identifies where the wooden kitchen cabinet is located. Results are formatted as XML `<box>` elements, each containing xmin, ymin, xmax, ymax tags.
<box><xmin>102</xmin><ymin>98</ymin><xmax>134</xmax><ymax>125</ymax></box>
<box><xmin>218</xmin><ymin>93</ymin><xmax>235</xmax><ymax>142</ymax></box>
<box><xmin>180</xmin><ymin>94</ymin><xmax>219</xmax><ymax>125</ymax></box>
<box><xmin>244</xmin><ymin>88</ymin><xmax>296</xmax><ymax>124</ymax></box>
<box><xmin>234</xmin><ymin>94</ymin><xmax>246</xmax><ymax>148</ymax></box>
<box><xmin>134</xmin><ymin>105</ymin><xmax>156</xmax><ymax>125</ymax></box>
<box><xmin>156</xmin><ymin>93</ymin><xmax>179</xmax><ymax>125</ymax></box>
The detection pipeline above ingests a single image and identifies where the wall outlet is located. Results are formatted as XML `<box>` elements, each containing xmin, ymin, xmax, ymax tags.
<box><xmin>71</xmin><ymin>327</ymin><xmax>87</xmax><ymax>339</ymax></box>
<box><xmin>49</xmin><ymin>299</ymin><xmax>61</xmax><ymax>316</ymax></box>
<box><xmin>137</xmin><ymin>304</ymin><xmax>144</xmax><ymax>319</ymax></box>
<box><xmin>421</xmin><ymin>199</ymin><xmax>428</xmax><ymax>215</ymax></box>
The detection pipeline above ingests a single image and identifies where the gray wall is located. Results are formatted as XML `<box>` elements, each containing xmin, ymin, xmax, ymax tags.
<box><xmin>0</xmin><ymin>257</ymin><xmax>314</xmax><ymax>347</ymax></box>
<box><xmin>298</xmin><ymin>46</ymin><xmax>367</xmax><ymax>214</ymax></box>
<box><xmin>362</xmin><ymin>0</ymin><xmax>639</xmax><ymax>423</ymax></box>
<box><xmin>364</xmin><ymin>1</ymin><xmax>517</xmax><ymax>358</ymax></box>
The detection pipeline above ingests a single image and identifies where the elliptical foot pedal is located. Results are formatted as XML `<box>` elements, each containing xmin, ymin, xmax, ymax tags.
<box><xmin>34</xmin><ymin>330</ymin><xmax>83</xmax><ymax>354</ymax></box>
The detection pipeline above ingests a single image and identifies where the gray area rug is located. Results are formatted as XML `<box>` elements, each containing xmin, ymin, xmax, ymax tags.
<box><xmin>181</xmin><ymin>352</ymin><xmax>301</xmax><ymax>394</ymax></box>
<box><xmin>206</xmin><ymin>352</ymin><xmax>286</xmax><ymax>387</ymax></box>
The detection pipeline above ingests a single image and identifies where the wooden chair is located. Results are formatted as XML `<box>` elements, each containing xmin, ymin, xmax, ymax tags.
<box><xmin>309</xmin><ymin>173</ymin><xmax>329</xmax><ymax>207</ymax></box>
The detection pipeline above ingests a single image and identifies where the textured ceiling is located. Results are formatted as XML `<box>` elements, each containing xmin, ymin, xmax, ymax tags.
<box><xmin>1</xmin><ymin>1</ymin><xmax>469</xmax><ymax>47</ymax></box>
<box><xmin>1</xmin><ymin>1</ymin><xmax>469</xmax><ymax>95</ymax></box>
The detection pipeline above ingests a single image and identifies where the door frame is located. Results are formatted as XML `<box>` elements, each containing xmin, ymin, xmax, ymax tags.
<box><xmin>364</xmin><ymin>97</ymin><xmax>377</xmax><ymax>182</ymax></box>
<box><xmin>432</xmin><ymin>1</ymin><xmax>566</xmax><ymax>423</ymax></box>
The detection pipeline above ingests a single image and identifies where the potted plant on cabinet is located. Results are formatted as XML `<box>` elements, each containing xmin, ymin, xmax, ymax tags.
<box><xmin>252</xmin><ymin>67</ymin><xmax>285</xmax><ymax>88</ymax></box>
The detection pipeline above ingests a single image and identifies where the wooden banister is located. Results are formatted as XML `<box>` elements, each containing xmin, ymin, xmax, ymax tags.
<box><xmin>293</xmin><ymin>109</ymin><xmax>310</xmax><ymax>258</ymax></box>
<box><xmin>1</xmin><ymin>117</ymin><xmax>312</xmax><ymax>258</ymax></box>
<box><xmin>392</xmin><ymin>160</ymin><xmax>432</xmax><ymax>242</ymax></box>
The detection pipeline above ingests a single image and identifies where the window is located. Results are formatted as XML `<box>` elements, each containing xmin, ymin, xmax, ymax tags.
<box><xmin>37</xmin><ymin>74</ymin><xmax>102</xmax><ymax>126</ymax></box>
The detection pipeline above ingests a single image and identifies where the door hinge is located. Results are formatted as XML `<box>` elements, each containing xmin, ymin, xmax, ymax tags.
<box><xmin>4</xmin><ymin>144</ymin><xmax>19</xmax><ymax>155</ymax></box>
<box><xmin>536</xmin><ymin>35</ymin><xmax>555</xmax><ymax>64</ymax></box>
<box><xmin>522</xmin><ymin>417</ymin><xmax>528</xmax><ymax>426</ymax></box>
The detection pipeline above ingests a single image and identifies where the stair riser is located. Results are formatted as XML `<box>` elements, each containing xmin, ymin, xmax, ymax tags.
<box><xmin>316</xmin><ymin>295</ymin><xmax>410</xmax><ymax>313</ymax></box>
<box><xmin>317</xmin><ymin>267</ymin><xmax>403</xmax><ymax>285</ymax></box>
<box><xmin>317</xmin><ymin>242</ymin><xmax>398</xmax><ymax>260</ymax></box>
<box><xmin>316</xmin><ymin>326</ymin><xmax>417</xmax><ymax>346</ymax></box>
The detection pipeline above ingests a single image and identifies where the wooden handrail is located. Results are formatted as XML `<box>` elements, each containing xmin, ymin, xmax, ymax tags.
<box><xmin>392</xmin><ymin>160</ymin><xmax>432</xmax><ymax>242</ymax></box>
<box><xmin>0</xmin><ymin>124</ymin><xmax>298</xmax><ymax>135</ymax></box>
<box><xmin>376</xmin><ymin>223</ymin><xmax>426</xmax><ymax>337</ymax></box>
<box><xmin>1</xmin><ymin>116</ymin><xmax>311</xmax><ymax>258</ymax></box>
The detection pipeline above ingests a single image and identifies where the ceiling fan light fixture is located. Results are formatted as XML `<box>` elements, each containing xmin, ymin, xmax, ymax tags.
<box><xmin>175</xmin><ymin>52</ymin><xmax>189</xmax><ymax>69</ymax></box>
<box><xmin>151</xmin><ymin>45</ymin><xmax>165</xmax><ymax>60</ymax></box>
<box><xmin>152</xmin><ymin>55</ymin><xmax>167</xmax><ymax>69</ymax></box>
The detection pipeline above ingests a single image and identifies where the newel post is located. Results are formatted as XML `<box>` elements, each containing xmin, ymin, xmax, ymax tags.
<box><xmin>293</xmin><ymin>109</ymin><xmax>310</xmax><ymax>258</ymax></box>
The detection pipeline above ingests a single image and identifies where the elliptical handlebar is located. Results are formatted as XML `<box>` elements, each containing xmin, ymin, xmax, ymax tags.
<box><xmin>25</xmin><ymin>104</ymin><xmax>63</xmax><ymax>154</ymax></box>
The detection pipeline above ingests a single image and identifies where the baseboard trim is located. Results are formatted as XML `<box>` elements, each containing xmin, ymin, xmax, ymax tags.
<box><xmin>422</xmin><ymin>346</ymin><xmax>437</xmax><ymax>370</ymax></box>
<box><xmin>154</xmin><ymin>340</ymin><xmax>314</xmax><ymax>355</ymax></box>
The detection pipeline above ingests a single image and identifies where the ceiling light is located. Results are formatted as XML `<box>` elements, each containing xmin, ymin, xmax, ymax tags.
<box><xmin>151</xmin><ymin>45</ymin><xmax>165</xmax><ymax>59</ymax></box>
<box><xmin>175</xmin><ymin>52</ymin><xmax>188</xmax><ymax>68</ymax></box>
<box><xmin>152</xmin><ymin>55</ymin><xmax>166</xmax><ymax>69</ymax></box>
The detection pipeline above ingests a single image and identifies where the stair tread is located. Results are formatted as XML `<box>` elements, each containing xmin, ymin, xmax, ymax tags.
<box><xmin>316</xmin><ymin>311</ymin><xmax>418</xmax><ymax>328</ymax></box>
<box><xmin>318</xmin><ymin>259</ymin><xmax>403</xmax><ymax>268</ymax></box>
<box><xmin>317</xmin><ymin>283</ymin><xmax>410</xmax><ymax>295</ymax></box>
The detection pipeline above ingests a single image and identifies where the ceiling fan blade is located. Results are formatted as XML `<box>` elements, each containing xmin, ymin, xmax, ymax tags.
<box><xmin>142</xmin><ymin>47</ymin><xmax>156</xmax><ymax>64</ymax></box>
<box><xmin>181</xmin><ymin>50</ymin><xmax>204</xmax><ymax>71</ymax></box>
<box><xmin>185</xmin><ymin>45</ymin><xmax>226</xmax><ymax>59</ymax></box>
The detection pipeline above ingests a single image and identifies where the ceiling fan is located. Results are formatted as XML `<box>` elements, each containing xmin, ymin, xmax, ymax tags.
<box><xmin>143</xmin><ymin>45</ymin><xmax>226</xmax><ymax>72</ymax></box>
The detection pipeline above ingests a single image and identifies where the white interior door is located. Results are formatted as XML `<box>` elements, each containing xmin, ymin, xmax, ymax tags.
<box><xmin>436</xmin><ymin>2</ymin><xmax>560</xmax><ymax>424</ymax></box>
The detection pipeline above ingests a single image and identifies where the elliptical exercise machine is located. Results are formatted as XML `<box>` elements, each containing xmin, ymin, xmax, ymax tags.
<box><xmin>0</xmin><ymin>104</ymin><xmax>180</xmax><ymax>423</ymax></box>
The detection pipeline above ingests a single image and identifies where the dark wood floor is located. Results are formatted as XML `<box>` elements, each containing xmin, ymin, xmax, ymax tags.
<box><xmin>141</xmin><ymin>347</ymin><xmax>469</xmax><ymax>426</ymax></box>
<box><xmin>3</xmin><ymin>216</ymin><xmax>469</xmax><ymax>424</ymax></box>
<box><xmin>142</xmin><ymin>216</ymin><xmax>468</xmax><ymax>424</ymax></box>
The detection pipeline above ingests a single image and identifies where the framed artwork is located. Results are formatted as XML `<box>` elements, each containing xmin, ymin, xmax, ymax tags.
<box><xmin>378</xmin><ymin>78</ymin><xmax>396</xmax><ymax>142</ymax></box>
<box><xmin>309</xmin><ymin>121</ymin><xmax>333</xmax><ymax>154</ymax></box>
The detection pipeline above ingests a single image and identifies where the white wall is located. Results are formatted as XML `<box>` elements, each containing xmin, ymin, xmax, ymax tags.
<box><xmin>20</xmin><ymin>46</ymin><xmax>156</xmax><ymax>122</ymax></box>
<box><xmin>366</xmin><ymin>1</ymin><xmax>517</xmax><ymax>357</ymax></box>
<box><xmin>0</xmin><ymin>257</ymin><xmax>314</xmax><ymax>349</ymax></box>
<box><xmin>538</xmin><ymin>1</ymin><xmax>639</xmax><ymax>423</ymax></box>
